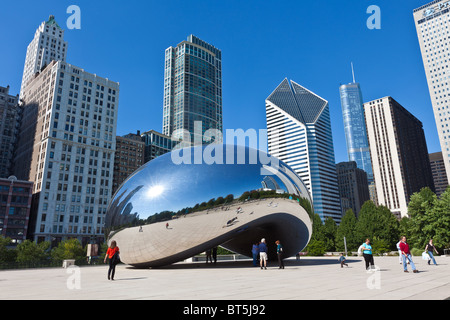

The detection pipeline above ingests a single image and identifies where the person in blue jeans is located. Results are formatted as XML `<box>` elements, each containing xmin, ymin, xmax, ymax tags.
<box><xmin>252</xmin><ymin>242</ymin><xmax>259</xmax><ymax>267</ymax></box>
<box><xmin>399</xmin><ymin>236</ymin><xmax>418</xmax><ymax>273</ymax></box>
<box><xmin>425</xmin><ymin>239</ymin><xmax>439</xmax><ymax>266</ymax></box>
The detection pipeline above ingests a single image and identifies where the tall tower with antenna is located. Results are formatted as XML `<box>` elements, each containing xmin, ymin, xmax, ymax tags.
<box><xmin>339</xmin><ymin>64</ymin><xmax>375</xmax><ymax>204</ymax></box>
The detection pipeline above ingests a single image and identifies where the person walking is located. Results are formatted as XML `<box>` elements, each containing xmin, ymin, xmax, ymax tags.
<box><xmin>252</xmin><ymin>242</ymin><xmax>259</xmax><ymax>267</ymax></box>
<box><xmin>338</xmin><ymin>253</ymin><xmax>348</xmax><ymax>268</ymax></box>
<box><xmin>361</xmin><ymin>238</ymin><xmax>375</xmax><ymax>270</ymax></box>
<box><xmin>104</xmin><ymin>240</ymin><xmax>120</xmax><ymax>280</ymax></box>
<box><xmin>399</xmin><ymin>236</ymin><xmax>418</xmax><ymax>273</ymax></box>
<box><xmin>425</xmin><ymin>239</ymin><xmax>439</xmax><ymax>266</ymax></box>
<box><xmin>258</xmin><ymin>238</ymin><xmax>268</xmax><ymax>270</ymax></box>
<box><xmin>275</xmin><ymin>240</ymin><xmax>284</xmax><ymax>269</ymax></box>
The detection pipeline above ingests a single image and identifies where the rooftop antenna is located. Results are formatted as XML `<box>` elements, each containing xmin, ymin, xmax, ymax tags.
<box><xmin>351</xmin><ymin>62</ymin><xmax>356</xmax><ymax>83</ymax></box>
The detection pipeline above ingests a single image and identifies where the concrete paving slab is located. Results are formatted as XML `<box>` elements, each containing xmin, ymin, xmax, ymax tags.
<box><xmin>0</xmin><ymin>256</ymin><xmax>449</xmax><ymax>301</ymax></box>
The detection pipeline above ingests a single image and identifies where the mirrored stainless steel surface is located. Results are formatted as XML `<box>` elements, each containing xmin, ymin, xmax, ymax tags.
<box><xmin>105</xmin><ymin>144</ymin><xmax>313</xmax><ymax>268</ymax></box>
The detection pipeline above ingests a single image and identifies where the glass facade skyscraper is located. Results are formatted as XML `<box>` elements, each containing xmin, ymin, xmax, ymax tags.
<box><xmin>266</xmin><ymin>79</ymin><xmax>342</xmax><ymax>222</ymax></box>
<box><xmin>339</xmin><ymin>82</ymin><xmax>374</xmax><ymax>185</ymax></box>
<box><xmin>163</xmin><ymin>35</ymin><xmax>222</xmax><ymax>145</ymax></box>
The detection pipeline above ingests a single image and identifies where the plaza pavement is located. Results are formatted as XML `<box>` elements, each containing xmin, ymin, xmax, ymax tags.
<box><xmin>0</xmin><ymin>256</ymin><xmax>449</xmax><ymax>300</ymax></box>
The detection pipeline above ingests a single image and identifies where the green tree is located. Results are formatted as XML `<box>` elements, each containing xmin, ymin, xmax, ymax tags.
<box><xmin>336</xmin><ymin>209</ymin><xmax>359</xmax><ymax>252</ymax></box>
<box><xmin>224</xmin><ymin>194</ymin><xmax>234</xmax><ymax>203</ymax></box>
<box><xmin>376</xmin><ymin>205</ymin><xmax>400</xmax><ymax>248</ymax></box>
<box><xmin>398</xmin><ymin>217</ymin><xmax>410</xmax><ymax>241</ymax></box>
<box><xmin>16</xmin><ymin>240</ymin><xmax>50</xmax><ymax>263</ymax></box>
<box><xmin>239</xmin><ymin>191</ymin><xmax>250</xmax><ymax>201</ymax></box>
<box><xmin>407</xmin><ymin>187</ymin><xmax>437</xmax><ymax>248</ymax></box>
<box><xmin>371</xmin><ymin>239</ymin><xmax>390</xmax><ymax>255</ymax></box>
<box><xmin>306</xmin><ymin>239</ymin><xmax>326</xmax><ymax>256</ymax></box>
<box><xmin>310</xmin><ymin>213</ymin><xmax>325</xmax><ymax>242</ymax></box>
<box><xmin>322</xmin><ymin>217</ymin><xmax>337</xmax><ymax>252</ymax></box>
<box><xmin>214</xmin><ymin>197</ymin><xmax>225</xmax><ymax>206</ymax></box>
<box><xmin>355</xmin><ymin>201</ymin><xmax>399</xmax><ymax>250</ymax></box>
<box><xmin>428</xmin><ymin>187</ymin><xmax>450</xmax><ymax>250</ymax></box>
<box><xmin>51</xmin><ymin>238</ymin><xmax>85</xmax><ymax>261</ymax></box>
<box><xmin>0</xmin><ymin>236</ymin><xmax>17</xmax><ymax>264</ymax></box>
<box><xmin>355</xmin><ymin>200</ymin><xmax>379</xmax><ymax>242</ymax></box>
<box><xmin>305</xmin><ymin>214</ymin><xmax>327</xmax><ymax>255</ymax></box>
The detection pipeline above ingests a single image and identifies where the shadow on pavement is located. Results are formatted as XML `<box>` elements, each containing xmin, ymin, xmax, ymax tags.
<box><xmin>125</xmin><ymin>257</ymin><xmax>362</xmax><ymax>270</ymax></box>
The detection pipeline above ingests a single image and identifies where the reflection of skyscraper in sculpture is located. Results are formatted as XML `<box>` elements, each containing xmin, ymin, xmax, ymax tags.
<box><xmin>106</xmin><ymin>185</ymin><xmax>144</xmax><ymax>232</ymax></box>
<box><xmin>105</xmin><ymin>145</ymin><xmax>313</xmax><ymax>267</ymax></box>
<box><xmin>261</xmin><ymin>176</ymin><xmax>281</xmax><ymax>191</ymax></box>
<box><xmin>339</xmin><ymin>66</ymin><xmax>375</xmax><ymax>202</ymax></box>
<box><xmin>265</xmin><ymin>79</ymin><xmax>342</xmax><ymax>222</ymax></box>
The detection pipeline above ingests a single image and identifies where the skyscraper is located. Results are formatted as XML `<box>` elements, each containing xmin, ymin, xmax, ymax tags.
<box><xmin>163</xmin><ymin>35</ymin><xmax>222</xmax><ymax>145</ymax></box>
<box><xmin>15</xmin><ymin>60</ymin><xmax>119</xmax><ymax>244</ymax></box>
<box><xmin>266</xmin><ymin>79</ymin><xmax>342</xmax><ymax>222</ymax></box>
<box><xmin>141</xmin><ymin>130</ymin><xmax>175</xmax><ymax>163</ymax></box>
<box><xmin>0</xmin><ymin>85</ymin><xmax>21</xmax><ymax>178</ymax></box>
<box><xmin>112</xmin><ymin>132</ymin><xmax>145</xmax><ymax>195</ymax></box>
<box><xmin>14</xmin><ymin>16</ymin><xmax>119</xmax><ymax>244</ymax></box>
<box><xmin>414</xmin><ymin>1</ymin><xmax>450</xmax><ymax>185</ymax></box>
<box><xmin>429</xmin><ymin>151</ymin><xmax>449</xmax><ymax>196</ymax></box>
<box><xmin>0</xmin><ymin>176</ymin><xmax>33</xmax><ymax>244</ymax></box>
<box><xmin>336</xmin><ymin>161</ymin><xmax>370</xmax><ymax>217</ymax></box>
<box><xmin>339</xmin><ymin>66</ymin><xmax>374</xmax><ymax>185</ymax></box>
<box><xmin>20</xmin><ymin>15</ymin><xmax>67</xmax><ymax>97</ymax></box>
<box><xmin>364</xmin><ymin>97</ymin><xmax>435</xmax><ymax>218</ymax></box>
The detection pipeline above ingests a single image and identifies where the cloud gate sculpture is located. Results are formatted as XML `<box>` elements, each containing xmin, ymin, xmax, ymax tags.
<box><xmin>105</xmin><ymin>144</ymin><xmax>313</xmax><ymax>268</ymax></box>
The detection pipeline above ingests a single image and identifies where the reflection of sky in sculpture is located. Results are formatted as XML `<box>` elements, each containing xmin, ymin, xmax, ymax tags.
<box><xmin>106</xmin><ymin>144</ymin><xmax>312</xmax><ymax>225</ymax></box>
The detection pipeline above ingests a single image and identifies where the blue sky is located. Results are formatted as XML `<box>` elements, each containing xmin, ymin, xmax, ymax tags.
<box><xmin>0</xmin><ymin>0</ymin><xmax>440</xmax><ymax>164</ymax></box>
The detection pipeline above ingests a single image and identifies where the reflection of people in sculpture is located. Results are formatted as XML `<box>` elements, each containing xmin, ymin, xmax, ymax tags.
<box><xmin>223</xmin><ymin>217</ymin><xmax>238</xmax><ymax>228</ymax></box>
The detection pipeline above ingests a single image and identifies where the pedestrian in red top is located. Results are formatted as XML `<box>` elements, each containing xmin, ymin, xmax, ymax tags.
<box><xmin>104</xmin><ymin>240</ymin><xmax>120</xmax><ymax>280</ymax></box>
<box><xmin>399</xmin><ymin>236</ymin><xmax>418</xmax><ymax>273</ymax></box>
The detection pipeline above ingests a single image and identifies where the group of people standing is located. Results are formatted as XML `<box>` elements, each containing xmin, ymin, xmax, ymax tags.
<box><xmin>358</xmin><ymin>237</ymin><xmax>440</xmax><ymax>273</ymax></box>
<box><xmin>205</xmin><ymin>247</ymin><xmax>218</xmax><ymax>264</ymax></box>
<box><xmin>252</xmin><ymin>238</ymin><xmax>285</xmax><ymax>269</ymax></box>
